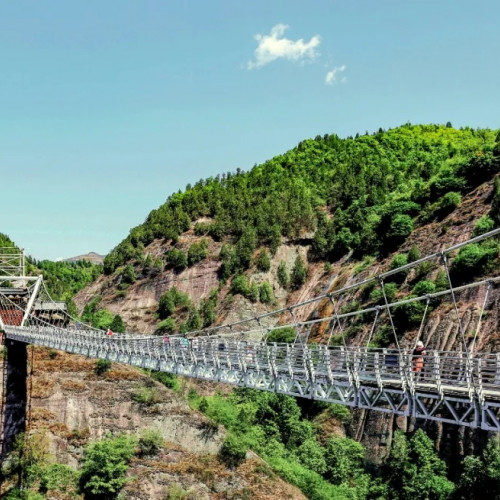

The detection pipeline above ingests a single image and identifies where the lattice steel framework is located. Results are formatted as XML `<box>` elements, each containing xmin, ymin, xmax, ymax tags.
<box><xmin>3</xmin><ymin>326</ymin><xmax>500</xmax><ymax>430</ymax></box>
<box><xmin>0</xmin><ymin>248</ymin><xmax>25</xmax><ymax>278</ymax></box>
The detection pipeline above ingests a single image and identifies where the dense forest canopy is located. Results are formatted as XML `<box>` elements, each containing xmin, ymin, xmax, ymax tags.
<box><xmin>104</xmin><ymin>124</ymin><xmax>500</xmax><ymax>274</ymax></box>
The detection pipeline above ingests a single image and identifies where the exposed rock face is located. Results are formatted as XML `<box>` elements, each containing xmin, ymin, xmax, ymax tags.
<box><xmin>24</xmin><ymin>347</ymin><xmax>306</xmax><ymax>499</ymax></box>
<box><xmin>28</xmin><ymin>349</ymin><xmax>224</xmax><ymax>466</ymax></box>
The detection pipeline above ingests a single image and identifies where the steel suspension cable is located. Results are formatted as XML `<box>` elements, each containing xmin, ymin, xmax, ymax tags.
<box><xmin>470</xmin><ymin>281</ymin><xmax>493</xmax><ymax>353</ymax></box>
<box><xmin>364</xmin><ymin>306</ymin><xmax>381</xmax><ymax>348</ymax></box>
<box><xmin>412</xmin><ymin>296</ymin><xmax>431</xmax><ymax>352</ymax></box>
<box><xmin>328</xmin><ymin>295</ymin><xmax>348</xmax><ymax>349</ymax></box>
<box><xmin>440</xmin><ymin>252</ymin><xmax>478</xmax><ymax>398</ymax></box>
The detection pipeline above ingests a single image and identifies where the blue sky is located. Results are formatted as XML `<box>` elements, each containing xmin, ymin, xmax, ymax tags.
<box><xmin>1</xmin><ymin>0</ymin><xmax>499</xmax><ymax>260</ymax></box>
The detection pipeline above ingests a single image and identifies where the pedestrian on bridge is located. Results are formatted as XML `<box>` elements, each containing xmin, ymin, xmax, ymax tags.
<box><xmin>413</xmin><ymin>341</ymin><xmax>427</xmax><ymax>373</ymax></box>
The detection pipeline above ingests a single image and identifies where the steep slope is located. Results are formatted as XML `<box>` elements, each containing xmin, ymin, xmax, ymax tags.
<box><xmin>71</xmin><ymin>124</ymin><xmax>500</xmax><ymax>487</ymax></box>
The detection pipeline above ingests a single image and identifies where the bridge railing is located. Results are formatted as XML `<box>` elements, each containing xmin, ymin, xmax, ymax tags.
<box><xmin>5</xmin><ymin>325</ymin><xmax>500</xmax><ymax>403</ymax></box>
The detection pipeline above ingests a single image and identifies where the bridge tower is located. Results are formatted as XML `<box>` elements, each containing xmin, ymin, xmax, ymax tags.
<box><xmin>0</xmin><ymin>248</ymin><xmax>42</xmax><ymax>457</ymax></box>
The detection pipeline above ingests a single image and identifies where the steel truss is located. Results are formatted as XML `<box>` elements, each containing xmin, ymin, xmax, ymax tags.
<box><xmin>4</xmin><ymin>325</ymin><xmax>500</xmax><ymax>430</ymax></box>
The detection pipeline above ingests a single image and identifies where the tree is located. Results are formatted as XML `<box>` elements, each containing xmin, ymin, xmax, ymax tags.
<box><xmin>255</xmin><ymin>249</ymin><xmax>271</xmax><ymax>272</ymax></box>
<box><xmin>231</xmin><ymin>275</ymin><xmax>249</xmax><ymax>296</ymax></box>
<box><xmin>259</xmin><ymin>281</ymin><xmax>274</xmax><ymax>304</ymax></box>
<box><xmin>158</xmin><ymin>292</ymin><xmax>175</xmax><ymax>319</ymax></box>
<box><xmin>277</xmin><ymin>261</ymin><xmax>289</xmax><ymax>289</ymax></box>
<box><xmin>383</xmin><ymin>430</ymin><xmax>454</xmax><ymax>500</ymax></box>
<box><xmin>388</xmin><ymin>214</ymin><xmax>413</xmax><ymax>244</ymax></box>
<box><xmin>249</xmin><ymin>281</ymin><xmax>260</xmax><ymax>303</ymax></box>
<box><xmin>187</xmin><ymin>239</ymin><xmax>208</xmax><ymax>265</ymax></box>
<box><xmin>110</xmin><ymin>314</ymin><xmax>125</xmax><ymax>333</ymax></box>
<box><xmin>200</xmin><ymin>289</ymin><xmax>218</xmax><ymax>327</ymax></box>
<box><xmin>165</xmin><ymin>249</ymin><xmax>187</xmax><ymax>271</ymax></box>
<box><xmin>92</xmin><ymin>309</ymin><xmax>114</xmax><ymax>330</ymax></box>
<box><xmin>79</xmin><ymin>434</ymin><xmax>137</xmax><ymax>499</ymax></box>
<box><xmin>291</xmin><ymin>255</ymin><xmax>307</xmax><ymax>290</ymax></box>
<box><xmin>457</xmin><ymin>438</ymin><xmax>500</xmax><ymax>499</ymax></box>
<box><xmin>324</xmin><ymin>436</ymin><xmax>365</xmax><ymax>485</ymax></box>
<box><xmin>121</xmin><ymin>265</ymin><xmax>136</xmax><ymax>284</ymax></box>
<box><xmin>186</xmin><ymin>309</ymin><xmax>202</xmax><ymax>331</ymax></box>
<box><xmin>408</xmin><ymin>245</ymin><xmax>422</xmax><ymax>263</ymax></box>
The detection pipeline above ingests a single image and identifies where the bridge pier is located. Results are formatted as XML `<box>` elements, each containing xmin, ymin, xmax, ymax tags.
<box><xmin>1</xmin><ymin>339</ymin><xmax>28</xmax><ymax>457</ymax></box>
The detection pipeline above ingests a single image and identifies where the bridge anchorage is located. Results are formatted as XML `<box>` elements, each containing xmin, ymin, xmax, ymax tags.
<box><xmin>1</xmin><ymin>230</ymin><xmax>500</xmax><ymax>430</ymax></box>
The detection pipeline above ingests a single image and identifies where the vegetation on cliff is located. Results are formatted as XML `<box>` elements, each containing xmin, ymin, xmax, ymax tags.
<box><xmin>104</xmin><ymin>124</ymin><xmax>500</xmax><ymax>276</ymax></box>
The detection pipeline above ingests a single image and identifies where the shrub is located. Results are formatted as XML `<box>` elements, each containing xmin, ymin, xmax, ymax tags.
<box><xmin>296</xmin><ymin>438</ymin><xmax>327</xmax><ymax>475</ymax></box>
<box><xmin>248</xmin><ymin>281</ymin><xmax>259</xmax><ymax>303</ymax></box>
<box><xmin>450</xmin><ymin>241</ymin><xmax>499</xmax><ymax>284</ymax></box>
<box><xmin>408</xmin><ymin>245</ymin><xmax>422</xmax><ymax>263</ymax></box>
<box><xmin>165</xmin><ymin>485</ymin><xmax>189</xmax><ymax>500</ymax></box>
<box><xmin>473</xmin><ymin>215</ymin><xmax>495</xmax><ymax>236</ymax></box>
<box><xmin>219</xmin><ymin>434</ymin><xmax>247</xmax><ymax>468</ymax></box>
<box><xmin>95</xmin><ymin>359</ymin><xmax>112</xmax><ymax>376</ymax></box>
<box><xmin>390</xmin><ymin>253</ymin><xmax>408</xmax><ymax>270</ymax></box>
<box><xmin>489</xmin><ymin>177</ymin><xmax>500</xmax><ymax>225</ymax></box>
<box><xmin>138</xmin><ymin>428</ymin><xmax>164</xmax><ymax>457</ymax></box>
<box><xmin>133</xmin><ymin>386</ymin><xmax>161</xmax><ymax>406</ymax></box>
<box><xmin>3</xmin><ymin>490</ymin><xmax>45</xmax><ymax>500</ymax></box>
<box><xmin>39</xmin><ymin>463</ymin><xmax>79</xmax><ymax>497</ymax></box>
<box><xmin>388</xmin><ymin>214</ymin><xmax>413</xmax><ymax>243</ymax></box>
<box><xmin>165</xmin><ymin>249</ymin><xmax>187</xmax><ymax>271</ymax></box>
<box><xmin>121</xmin><ymin>265</ymin><xmax>136</xmax><ymax>284</ymax></box>
<box><xmin>387</xmin><ymin>253</ymin><xmax>409</xmax><ymax>284</ymax></box>
<box><xmin>267</xmin><ymin>327</ymin><xmax>296</xmax><ymax>343</ymax></box>
<box><xmin>413</xmin><ymin>280</ymin><xmax>436</xmax><ymax>296</ymax></box>
<box><xmin>393</xmin><ymin>299</ymin><xmax>427</xmax><ymax>330</ymax></box>
<box><xmin>150</xmin><ymin>371</ymin><xmax>179</xmax><ymax>391</ymax></box>
<box><xmin>328</xmin><ymin>404</ymin><xmax>351</xmax><ymax>423</ymax></box>
<box><xmin>158</xmin><ymin>287</ymin><xmax>191</xmax><ymax>319</ymax></box>
<box><xmin>370</xmin><ymin>282</ymin><xmax>397</xmax><ymax>304</ymax></box>
<box><xmin>156</xmin><ymin>317</ymin><xmax>176</xmax><ymax>333</ymax></box>
<box><xmin>435</xmin><ymin>191</ymin><xmax>462</xmax><ymax>218</ymax></box>
<box><xmin>370</xmin><ymin>325</ymin><xmax>393</xmax><ymax>347</ymax></box>
<box><xmin>231</xmin><ymin>274</ymin><xmax>249</xmax><ymax>296</ymax></box>
<box><xmin>324</xmin><ymin>436</ymin><xmax>365</xmax><ymax>485</ymax></box>
<box><xmin>194</xmin><ymin>222</ymin><xmax>211</xmax><ymax>235</ymax></box>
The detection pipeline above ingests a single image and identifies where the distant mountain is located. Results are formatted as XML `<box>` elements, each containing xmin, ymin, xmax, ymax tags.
<box><xmin>64</xmin><ymin>252</ymin><xmax>105</xmax><ymax>265</ymax></box>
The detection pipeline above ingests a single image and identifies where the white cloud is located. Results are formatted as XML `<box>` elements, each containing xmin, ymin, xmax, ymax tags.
<box><xmin>247</xmin><ymin>24</ymin><xmax>321</xmax><ymax>69</ymax></box>
<box><xmin>325</xmin><ymin>65</ymin><xmax>346</xmax><ymax>85</ymax></box>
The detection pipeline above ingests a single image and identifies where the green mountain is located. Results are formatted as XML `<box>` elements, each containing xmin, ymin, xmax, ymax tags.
<box><xmin>104</xmin><ymin>124</ymin><xmax>500</xmax><ymax>276</ymax></box>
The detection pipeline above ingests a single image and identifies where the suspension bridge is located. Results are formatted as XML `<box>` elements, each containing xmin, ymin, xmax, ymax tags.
<box><xmin>1</xmin><ymin>229</ymin><xmax>500</xmax><ymax>432</ymax></box>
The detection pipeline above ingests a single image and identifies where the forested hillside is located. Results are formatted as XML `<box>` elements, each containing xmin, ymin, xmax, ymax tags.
<box><xmin>104</xmin><ymin>124</ymin><xmax>500</xmax><ymax>275</ymax></box>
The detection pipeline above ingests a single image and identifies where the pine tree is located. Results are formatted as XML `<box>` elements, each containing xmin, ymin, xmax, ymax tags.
<box><xmin>291</xmin><ymin>255</ymin><xmax>307</xmax><ymax>290</ymax></box>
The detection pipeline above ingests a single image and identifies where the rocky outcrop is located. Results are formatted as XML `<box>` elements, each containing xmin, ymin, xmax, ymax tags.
<box><xmin>23</xmin><ymin>347</ymin><xmax>305</xmax><ymax>499</ymax></box>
